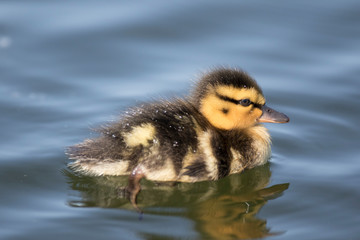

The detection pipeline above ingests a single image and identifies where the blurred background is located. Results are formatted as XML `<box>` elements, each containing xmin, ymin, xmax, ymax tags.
<box><xmin>1</xmin><ymin>1</ymin><xmax>359</xmax><ymax>239</ymax></box>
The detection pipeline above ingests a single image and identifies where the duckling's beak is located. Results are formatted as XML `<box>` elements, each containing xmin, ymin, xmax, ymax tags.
<box><xmin>258</xmin><ymin>105</ymin><xmax>289</xmax><ymax>123</ymax></box>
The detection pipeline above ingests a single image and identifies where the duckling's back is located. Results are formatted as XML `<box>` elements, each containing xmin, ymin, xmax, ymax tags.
<box><xmin>68</xmin><ymin>99</ymin><xmax>209</xmax><ymax>181</ymax></box>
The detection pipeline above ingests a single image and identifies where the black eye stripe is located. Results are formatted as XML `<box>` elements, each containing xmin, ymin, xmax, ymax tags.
<box><xmin>216</xmin><ymin>93</ymin><xmax>262</xmax><ymax>109</ymax></box>
<box><xmin>252</xmin><ymin>102</ymin><xmax>262</xmax><ymax>109</ymax></box>
<box><xmin>216</xmin><ymin>93</ymin><xmax>239</xmax><ymax>104</ymax></box>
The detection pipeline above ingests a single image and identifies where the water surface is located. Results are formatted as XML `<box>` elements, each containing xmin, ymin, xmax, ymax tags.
<box><xmin>1</xmin><ymin>1</ymin><xmax>360</xmax><ymax>239</ymax></box>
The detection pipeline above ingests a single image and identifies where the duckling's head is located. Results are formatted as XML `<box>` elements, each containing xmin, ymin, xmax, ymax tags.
<box><xmin>192</xmin><ymin>68</ymin><xmax>289</xmax><ymax>130</ymax></box>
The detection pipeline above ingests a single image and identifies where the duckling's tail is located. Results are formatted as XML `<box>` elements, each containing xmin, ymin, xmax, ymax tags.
<box><xmin>66</xmin><ymin>138</ymin><xmax>131</xmax><ymax>176</ymax></box>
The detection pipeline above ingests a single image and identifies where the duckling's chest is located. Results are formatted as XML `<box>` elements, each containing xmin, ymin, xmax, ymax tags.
<box><xmin>177</xmin><ymin>125</ymin><xmax>271</xmax><ymax>182</ymax></box>
<box><xmin>227</xmin><ymin>126</ymin><xmax>271</xmax><ymax>174</ymax></box>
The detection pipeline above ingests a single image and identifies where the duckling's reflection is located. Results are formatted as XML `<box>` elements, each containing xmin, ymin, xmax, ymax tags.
<box><xmin>188</xmin><ymin>165</ymin><xmax>289</xmax><ymax>239</ymax></box>
<box><xmin>64</xmin><ymin>163</ymin><xmax>289</xmax><ymax>239</ymax></box>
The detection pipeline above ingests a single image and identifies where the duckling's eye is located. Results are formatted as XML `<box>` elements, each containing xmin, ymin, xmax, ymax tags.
<box><xmin>239</xmin><ymin>99</ymin><xmax>251</xmax><ymax>107</ymax></box>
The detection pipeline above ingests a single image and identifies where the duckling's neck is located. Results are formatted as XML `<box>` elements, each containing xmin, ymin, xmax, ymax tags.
<box><xmin>244</xmin><ymin>124</ymin><xmax>271</xmax><ymax>167</ymax></box>
<box><xmin>220</xmin><ymin>124</ymin><xmax>271</xmax><ymax>172</ymax></box>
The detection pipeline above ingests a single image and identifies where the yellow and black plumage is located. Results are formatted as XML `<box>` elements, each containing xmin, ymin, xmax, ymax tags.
<box><xmin>67</xmin><ymin>68</ymin><xmax>289</xmax><ymax>211</ymax></box>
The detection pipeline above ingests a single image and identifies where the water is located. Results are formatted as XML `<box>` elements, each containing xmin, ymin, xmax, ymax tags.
<box><xmin>1</xmin><ymin>1</ymin><xmax>360</xmax><ymax>239</ymax></box>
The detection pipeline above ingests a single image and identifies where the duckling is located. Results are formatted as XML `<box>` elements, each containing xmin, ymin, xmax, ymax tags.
<box><xmin>67</xmin><ymin>68</ymin><xmax>289</xmax><ymax>212</ymax></box>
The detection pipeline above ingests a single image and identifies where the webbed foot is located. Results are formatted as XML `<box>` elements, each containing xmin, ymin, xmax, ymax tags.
<box><xmin>125</xmin><ymin>165</ymin><xmax>145</xmax><ymax>214</ymax></box>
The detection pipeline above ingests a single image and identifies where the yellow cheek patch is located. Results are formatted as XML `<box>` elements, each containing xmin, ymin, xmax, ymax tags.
<box><xmin>216</xmin><ymin>86</ymin><xmax>266</xmax><ymax>105</ymax></box>
<box><xmin>123</xmin><ymin>123</ymin><xmax>156</xmax><ymax>147</ymax></box>
<box><xmin>200</xmin><ymin>94</ymin><xmax>238</xmax><ymax>129</ymax></box>
<box><xmin>252</xmin><ymin>108</ymin><xmax>263</xmax><ymax>119</ymax></box>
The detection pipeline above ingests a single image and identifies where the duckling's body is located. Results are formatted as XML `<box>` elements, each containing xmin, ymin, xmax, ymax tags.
<box><xmin>67</xmin><ymin>68</ymin><xmax>289</xmax><ymax>211</ymax></box>
<box><xmin>69</xmin><ymin>99</ymin><xmax>270</xmax><ymax>182</ymax></box>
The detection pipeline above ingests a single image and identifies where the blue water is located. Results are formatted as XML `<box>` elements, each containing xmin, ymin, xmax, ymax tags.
<box><xmin>1</xmin><ymin>1</ymin><xmax>360</xmax><ymax>239</ymax></box>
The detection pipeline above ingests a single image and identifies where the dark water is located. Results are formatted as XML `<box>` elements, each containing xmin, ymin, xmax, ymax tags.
<box><xmin>1</xmin><ymin>1</ymin><xmax>360</xmax><ymax>239</ymax></box>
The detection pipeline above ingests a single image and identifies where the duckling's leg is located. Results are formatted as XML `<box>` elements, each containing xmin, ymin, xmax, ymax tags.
<box><xmin>126</xmin><ymin>165</ymin><xmax>145</xmax><ymax>214</ymax></box>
